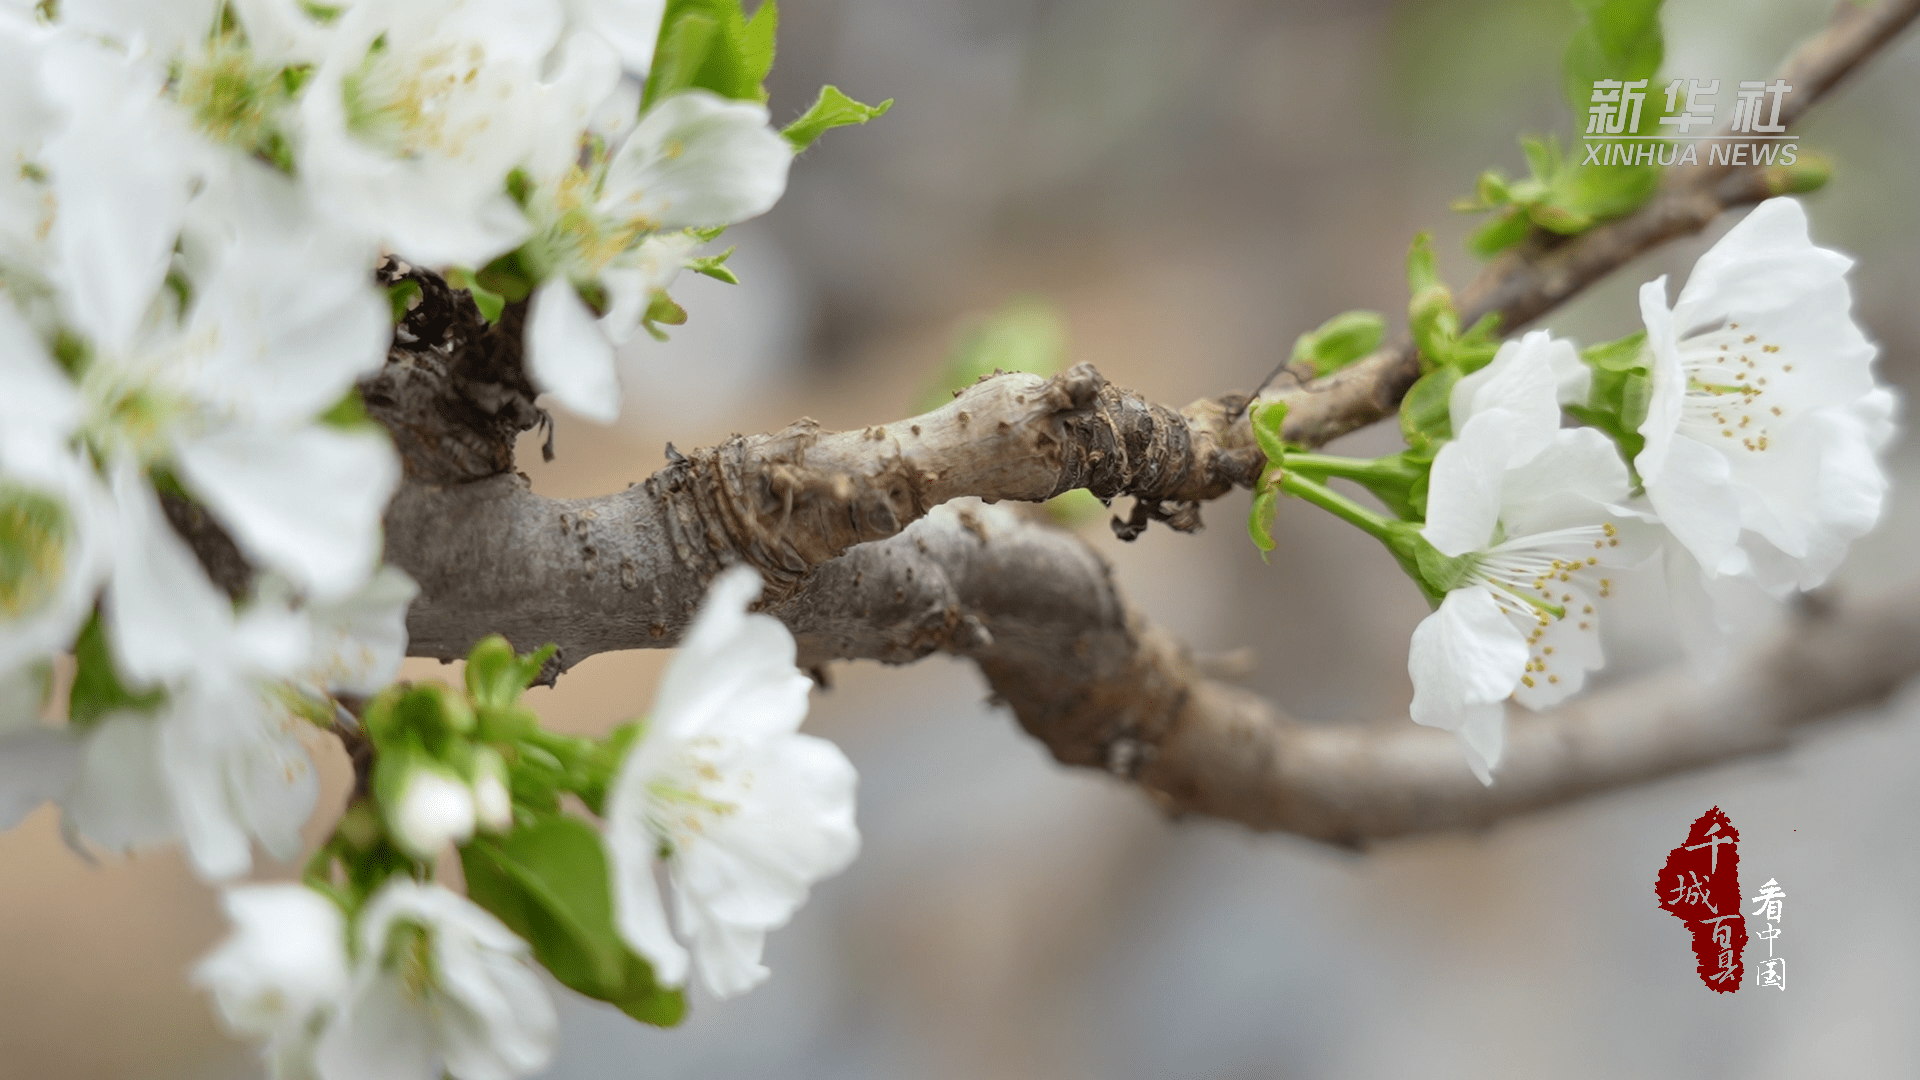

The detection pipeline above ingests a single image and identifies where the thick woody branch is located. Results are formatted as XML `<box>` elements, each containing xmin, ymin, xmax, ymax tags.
<box><xmin>1267</xmin><ymin>0</ymin><xmax>1920</xmax><ymax>449</ymax></box>
<box><xmin>389</xmin><ymin>364</ymin><xmax>1255</xmax><ymax>664</ymax></box>
<box><xmin>782</xmin><ymin>504</ymin><xmax>1920</xmax><ymax>842</ymax></box>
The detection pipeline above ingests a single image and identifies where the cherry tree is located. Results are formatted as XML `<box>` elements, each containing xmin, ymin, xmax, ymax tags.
<box><xmin>2</xmin><ymin>0</ymin><xmax>1917</xmax><ymax>1075</ymax></box>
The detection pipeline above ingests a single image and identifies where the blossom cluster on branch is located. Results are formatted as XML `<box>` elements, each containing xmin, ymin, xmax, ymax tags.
<box><xmin>1252</xmin><ymin>198</ymin><xmax>1895</xmax><ymax>783</ymax></box>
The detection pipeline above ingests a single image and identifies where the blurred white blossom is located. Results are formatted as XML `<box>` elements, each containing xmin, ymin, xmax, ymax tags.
<box><xmin>194</xmin><ymin>884</ymin><xmax>351</xmax><ymax>1080</ymax></box>
<box><xmin>316</xmin><ymin>880</ymin><xmax>556</xmax><ymax>1080</ymax></box>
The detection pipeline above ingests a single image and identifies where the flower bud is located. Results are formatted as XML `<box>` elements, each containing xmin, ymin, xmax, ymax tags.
<box><xmin>392</xmin><ymin>766</ymin><xmax>476</xmax><ymax>859</ymax></box>
<box><xmin>471</xmin><ymin>747</ymin><xmax>513</xmax><ymax>834</ymax></box>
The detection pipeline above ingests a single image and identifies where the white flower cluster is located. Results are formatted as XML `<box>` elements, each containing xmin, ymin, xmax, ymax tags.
<box><xmin>1403</xmin><ymin>198</ymin><xmax>1893</xmax><ymax>782</ymax></box>
<box><xmin>1</xmin><ymin>0</ymin><xmax>799</xmax><ymax>867</ymax></box>
<box><xmin>196</xmin><ymin>878</ymin><xmax>558</xmax><ymax>1080</ymax></box>
<box><xmin>194</xmin><ymin>567</ymin><xmax>858</xmax><ymax>1080</ymax></box>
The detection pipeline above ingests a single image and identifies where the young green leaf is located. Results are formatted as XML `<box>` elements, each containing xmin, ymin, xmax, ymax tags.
<box><xmin>461</xmin><ymin>815</ymin><xmax>686</xmax><ymax>1026</ymax></box>
<box><xmin>1469</xmin><ymin>207</ymin><xmax>1532</xmax><ymax>257</ymax></box>
<box><xmin>783</xmin><ymin>85</ymin><xmax>893</xmax><ymax>151</ymax></box>
<box><xmin>1290</xmin><ymin>310</ymin><xmax>1385</xmax><ymax>378</ymax></box>
<box><xmin>1248</xmin><ymin>487</ymin><xmax>1278</xmax><ymax>561</ymax></box>
<box><xmin>1398</xmin><ymin>364</ymin><xmax>1461</xmax><ymax>456</ymax></box>
<box><xmin>463</xmin><ymin>635</ymin><xmax>556</xmax><ymax>711</ymax></box>
<box><xmin>641</xmin><ymin>290</ymin><xmax>688</xmax><ymax>341</ymax></box>
<box><xmin>444</xmin><ymin>267</ymin><xmax>506</xmax><ymax>323</ymax></box>
<box><xmin>1561</xmin><ymin>0</ymin><xmax>1664</xmax><ymax>120</ymax></box>
<box><xmin>1249</xmin><ymin>398</ymin><xmax>1289</xmax><ymax>469</ymax></box>
<box><xmin>1565</xmin><ymin>330</ymin><xmax>1652</xmax><ymax>467</ymax></box>
<box><xmin>386</xmin><ymin>279</ymin><xmax>421</xmax><ymax>324</ymax></box>
<box><xmin>1406</xmin><ymin>234</ymin><xmax>1459</xmax><ymax>366</ymax></box>
<box><xmin>643</xmin><ymin>0</ymin><xmax>778</xmax><ymax>107</ymax></box>
<box><xmin>686</xmin><ymin>247</ymin><xmax>741</xmax><ymax>284</ymax></box>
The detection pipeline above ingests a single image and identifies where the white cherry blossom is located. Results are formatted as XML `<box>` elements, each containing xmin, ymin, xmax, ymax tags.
<box><xmin>562</xmin><ymin>0</ymin><xmax>666</xmax><ymax>74</ymax></box>
<box><xmin>1636</xmin><ymin>196</ymin><xmax>1886</xmax><ymax>592</ymax></box>
<box><xmin>1411</xmin><ymin>400</ymin><xmax>1649</xmax><ymax>784</ymax></box>
<box><xmin>1449</xmin><ymin>328</ymin><xmax>1590</xmax><ymax>464</ymax></box>
<box><xmin>193</xmin><ymin>884</ymin><xmax>351</xmax><ymax>1080</ymax></box>
<box><xmin>523</xmin><ymin>89</ymin><xmax>789</xmax><ymax>421</ymax></box>
<box><xmin>91</xmin><ymin>467</ymin><xmax>320</xmax><ymax>878</ymax></box>
<box><xmin>316</xmin><ymin>880</ymin><xmax>556</xmax><ymax>1080</ymax></box>
<box><xmin>606</xmin><ymin>565</ymin><xmax>860</xmax><ymax>998</ymax></box>
<box><xmin>76</xmin><ymin>161</ymin><xmax>394</xmax><ymax>602</ymax></box>
<box><xmin>299</xmin><ymin>0</ymin><xmax>563</xmax><ymax>266</ymax></box>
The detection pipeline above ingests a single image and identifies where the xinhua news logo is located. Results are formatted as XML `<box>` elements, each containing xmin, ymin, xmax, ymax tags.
<box><xmin>1585</xmin><ymin>78</ymin><xmax>1800</xmax><ymax>167</ymax></box>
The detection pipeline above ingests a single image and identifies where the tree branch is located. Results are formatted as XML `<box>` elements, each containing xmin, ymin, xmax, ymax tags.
<box><xmin>390</xmin><ymin>365</ymin><xmax>1257</xmax><ymax>664</ymax></box>
<box><xmin>1267</xmin><ymin>0</ymin><xmax>1920</xmax><ymax>449</ymax></box>
<box><xmin>369</xmin><ymin>0</ymin><xmax>1920</xmax><ymax>841</ymax></box>
<box><xmin>781</xmin><ymin>503</ymin><xmax>1920</xmax><ymax>843</ymax></box>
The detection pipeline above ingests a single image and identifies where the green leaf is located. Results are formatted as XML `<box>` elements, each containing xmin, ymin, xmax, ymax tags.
<box><xmin>461</xmin><ymin>816</ymin><xmax>685</xmax><ymax>1026</ymax></box>
<box><xmin>1565</xmin><ymin>331</ymin><xmax>1652</xmax><ymax>467</ymax></box>
<box><xmin>1583</xmin><ymin>329</ymin><xmax>1648</xmax><ymax>371</ymax></box>
<box><xmin>1406</xmin><ymin>234</ymin><xmax>1459</xmax><ymax>367</ymax></box>
<box><xmin>643</xmin><ymin>0</ymin><xmax>778</xmax><ymax>108</ymax></box>
<box><xmin>464</xmin><ymin>636</ymin><xmax>556</xmax><ymax>711</ymax></box>
<box><xmin>1521</xmin><ymin>135</ymin><xmax>1559</xmax><ymax>181</ymax></box>
<box><xmin>686</xmin><ymin>247</ymin><xmax>740</xmax><ymax>284</ymax></box>
<box><xmin>1562</xmin><ymin>0</ymin><xmax>1663</xmax><ymax>120</ymax></box>
<box><xmin>1249</xmin><ymin>398</ymin><xmax>1289</xmax><ymax>468</ymax></box>
<box><xmin>644</xmin><ymin>10</ymin><xmax>719</xmax><ymax>105</ymax></box>
<box><xmin>1248</xmin><ymin>487</ymin><xmax>1277</xmax><ymax>561</ymax></box>
<box><xmin>386</xmin><ymin>279</ymin><xmax>421</xmax><ymax>324</ymax></box>
<box><xmin>641</xmin><ymin>290</ymin><xmax>688</xmax><ymax>341</ymax></box>
<box><xmin>476</xmin><ymin>250</ymin><xmax>535</xmax><ymax>304</ymax></box>
<box><xmin>365</xmin><ymin>683</ymin><xmax>476</xmax><ymax>753</ymax></box>
<box><xmin>1549</xmin><ymin>161</ymin><xmax>1657</xmax><ymax>221</ymax></box>
<box><xmin>1399</xmin><ymin>364</ymin><xmax>1461</xmax><ymax>456</ymax></box>
<box><xmin>1246</xmin><ymin>398</ymin><xmax>1291</xmax><ymax>561</ymax></box>
<box><xmin>783</xmin><ymin>85</ymin><xmax>893</xmax><ymax>151</ymax></box>
<box><xmin>740</xmin><ymin>0</ymin><xmax>777</xmax><ymax>87</ymax></box>
<box><xmin>445</xmin><ymin>268</ymin><xmax>505</xmax><ymax>323</ymax></box>
<box><xmin>317</xmin><ymin>388</ymin><xmax>378</xmax><ymax>431</ymax></box>
<box><xmin>1527</xmin><ymin>199</ymin><xmax>1595</xmax><ymax>235</ymax></box>
<box><xmin>1290</xmin><ymin>310</ymin><xmax>1385</xmax><ymax>378</ymax></box>
<box><xmin>68</xmin><ymin>614</ymin><xmax>165</xmax><ymax>725</ymax></box>
<box><xmin>1469</xmin><ymin>208</ymin><xmax>1532</xmax><ymax>257</ymax></box>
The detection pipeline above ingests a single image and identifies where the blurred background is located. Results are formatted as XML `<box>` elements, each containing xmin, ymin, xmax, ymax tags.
<box><xmin>4</xmin><ymin>0</ymin><xmax>1918</xmax><ymax>1076</ymax></box>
